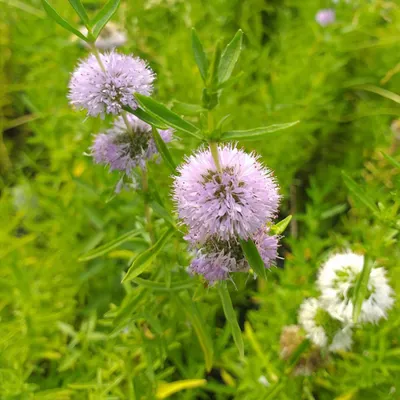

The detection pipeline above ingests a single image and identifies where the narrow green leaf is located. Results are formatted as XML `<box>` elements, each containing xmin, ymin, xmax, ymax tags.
<box><xmin>352</xmin><ymin>256</ymin><xmax>374</xmax><ymax>323</ymax></box>
<box><xmin>270</xmin><ymin>215</ymin><xmax>292</xmax><ymax>235</ymax></box>
<box><xmin>208</xmin><ymin>40</ymin><xmax>222</xmax><ymax>88</ymax></box>
<box><xmin>91</xmin><ymin>0</ymin><xmax>121</xmax><ymax>38</ymax></box>
<box><xmin>382</xmin><ymin>152</ymin><xmax>400</xmax><ymax>169</ymax></box>
<box><xmin>240</xmin><ymin>238</ymin><xmax>267</xmax><ymax>280</ymax></box>
<box><xmin>218</xmin><ymin>282</ymin><xmax>244</xmax><ymax>358</ymax></box>
<box><xmin>41</xmin><ymin>0</ymin><xmax>88</xmax><ymax>41</ymax></box>
<box><xmin>78</xmin><ymin>229</ymin><xmax>140</xmax><ymax>261</ymax></box>
<box><xmin>149</xmin><ymin>200</ymin><xmax>176</xmax><ymax>227</ymax></box>
<box><xmin>68</xmin><ymin>0</ymin><xmax>89</xmax><ymax>26</ymax></box>
<box><xmin>191</xmin><ymin>28</ymin><xmax>208</xmax><ymax>83</ymax></box>
<box><xmin>218</xmin><ymin>30</ymin><xmax>243</xmax><ymax>84</ymax></box>
<box><xmin>220</xmin><ymin>121</ymin><xmax>299</xmax><ymax>141</ymax></box>
<box><xmin>175</xmin><ymin>292</ymin><xmax>214</xmax><ymax>371</ymax></box>
<box><xmin>135</xmin><ymin>94</ymin><xmax>202</xmax><ymax>139</ymax></box>
<box><xmin>352</xmin><ymin>84</ymin><xmax>400</xmax><ymax>104</ymax></box>
<box><xmin>133</xmin><ymin>278</ymin><xmax>195</xmax><ymax>291</ymax></box>
<box><xmin>122</xmin><ymin>228</ymin><xmax>174</xmax><ymax>282</ymax></box>
<box><xmin>123</xmin><ymin>106</ymin><xmax>168</xmax><ymax>129</ymax></box>
<box><xmin>172</xmin><ymin>101</ymin><xmax>207</xmax><ymax>116</ymax></box>
<box><xmin>285</xmin><ymin>339</ymin><xmax>311</xmax><ymax>374</ymax></box>
<box><xmin>151</xmin><ymin>127</ymin><xmax>177</xmax><ymax>174</ymax></box>
<box><xmin>342</xmin><ymin>171</ymin><xmax>379</xmax><ymax>214</ymax></box>
<box><xmin>216</xmin><ymin>71</ymin><xmax>244</xmax><ymax>90</ymax></box>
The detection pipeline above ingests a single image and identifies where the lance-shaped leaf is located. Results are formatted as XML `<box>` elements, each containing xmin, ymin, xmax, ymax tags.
<box><xmin>220</xmin><ymin>121</ymin><xmax>299</xmax><ymax>141</ymax></box>
<box><xmin>68</xmin><ymin>0</ymin><xmax>89</xmax><ymax>26</ymax></box>
<box><xmin>122</xmin><ymin>228</ymin><xmax>174</xmax><ymax>282</ymax></box>
<box><xmin>175</xmin><ymin>292</ymin><xmax>214</xmax><ymax>371</ymax></box>
<box><xmin>135</xmin><ymin>94</ymin><xmax>203</xmax><ymax>140</ymax></box>
<box><xmin>218</xmin><ymin>30</ymin><xmax>243</xmax><ymax>84</ymax></box>
<box><xmin>151</xmin><ymin>127</ymin><xmax>177</xmax><ymax>174</ymax></box>
<box><xmin>156</xmin><ymin>379</ymin><xmax>207</xmax><ymax>399</ymax></box>
<box><xmin>123</xmin><ymin>106</ymin><xmax>168</xmax><ymax>129</ymax></box>
<box><xmin>172</xmin><ymin>101</ymin><xmax>206</xmax><ymax>116</ymax></box>
<box><xmin>270</xmin><ymin>215</ymin><xmax>292</xmax><ymax>235</ymax></box>
<box><xmin>91</xmin><ymin>0</ymin><xmax>121</xmax><ymax>38</ymax></box>
<box><xmin>191</xmin><ymin>28</ymin><xmax>208</xmax><ymax>83</ymax></box>
<box><xmin>218</xmin><ymin>282</ymin><xmax>244</xmax><ymax>358</ymax></box>
<box><xmin>352</xmin><ymin>256</ymin><xmax>374</xmax><ymax>323</ymax></box>
<box><xmin>42</xmin><ymin>0</ymin><xmax>88</xmax><ymax>41</ymax></box>
<box><xmin>382</xmin><ymin>152</ymin><xmax>400</xmax><ymax>169</ymax></box>
<box><xmin>352</xmin><ymin>84</ymin><xmax>400</xmax><ymax>104</ymax></box>
<box><xmin>342</xmin><ymin>171</ymin><xmax>379</xmax><ymax>214</ymax></box>
<box><xmin>240</xmin><ymin>238</ymin><xmax>267</xmax><ymax>280</ymax></box>
<box><xmin>78</xmin><ymin>229</ymin><xmax>141</xmax><ymax>261</ymax></box>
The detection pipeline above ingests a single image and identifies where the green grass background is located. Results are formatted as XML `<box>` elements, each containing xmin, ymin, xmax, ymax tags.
<box><xmin>1</xmin><ymin>0</ymin><xmax>400</xmax><ymax>399</ymax></box>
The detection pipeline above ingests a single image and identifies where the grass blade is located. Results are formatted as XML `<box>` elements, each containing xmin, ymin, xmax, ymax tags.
<box><xmin>78</xmin><ymin>229</ymin><xmax>140</xmax><ymax>261</ymax></box>
<box><xmin>175</xmin><ymin>291</ymin><xmax>214</xmax><ymax>371</ymax></box>
<box><xmin>218</xmin><ymin>282</ymin><xmax>244</xmax><ymax>358</ymax></box>
<box><xmin>342</xmin><ymin>171</ymin><xmax>379</xmax><ymax>214</ymax></box>
<box><xmin>122</xmin><ymin>228</ymin><xmax>174</xmax><ymax>282</ymax></box>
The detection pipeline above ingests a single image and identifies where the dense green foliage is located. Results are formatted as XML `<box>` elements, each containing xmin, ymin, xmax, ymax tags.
<box><xmin>1</xmin><ymin>0</ymin><xmax>399</xmax><ymax>399</ymax></box>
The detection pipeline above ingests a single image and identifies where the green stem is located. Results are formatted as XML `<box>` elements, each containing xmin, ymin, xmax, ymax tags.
<box><xmin>90</xmin><ymin>43</ymin><xmax>106</xmax><ymax>72</ymax></box>
<box><xmin>0</xmin><ymin>132</ymin><xmax>11</xmax><ymax>175</ymax></box>
<box><xmin>209</xmin><ymin>141</ymin><xmax>221</xmax><ymax>172</ymax></box>
<box><xmin>122</xmin><ymin>111</ymin><xmax>133</xmax><ymax>135</ymax></box>
<box><xmin>207</xmin><ymin>110</ymin><xmax>221</xmax><ymax>171</ymax></box>
<box><xmin>142</xmin><ymin>168</ymin><xmax>155</xmax><ymax>244</ymax></box>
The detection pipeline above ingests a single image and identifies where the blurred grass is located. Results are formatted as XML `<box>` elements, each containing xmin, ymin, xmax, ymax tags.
<box><xmin>1</xmin><ymin>0</ymin><xmax>400</xmax><ymax>399</ymax></box>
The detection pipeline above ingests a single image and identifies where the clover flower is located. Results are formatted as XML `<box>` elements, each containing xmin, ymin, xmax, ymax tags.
<box><xmin>315</xmin><ymin>9</ymin><xmax>336</xmax><ymax>26</ymax></box>
<box><xmin>69</xmin><ymin>51</ymin><xmax>155</xmax><ymax>117</ymax></box>
<box><xmin>173</xmin><ymin>145</ymin><xmax>280</xmax><ymax>244</ymax></box>
<box><xmin>317</xmin><ymin>252</ymin><xmax>394</xmax><ymax>324</ymax></box>
<box><xmin>298</xmin><ymin>298</ymin><xmax>353</xmax><ymax>352</ymax></box>
<box><xmin>189</xmin><ymin>230</ymin><xmax>279</xmax><ymax>284</ymax></box>
<box><xmin>91</xmin><ymin>114</ymin><xmax>173</xmax><ymax>174</ymax></box>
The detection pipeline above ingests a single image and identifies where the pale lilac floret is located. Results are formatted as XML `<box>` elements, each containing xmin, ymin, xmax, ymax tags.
<box><xmin>189</xmin><ymin>230</ymin><xmax>279</xmax><ymax>284</ymax></box>
<box><xmin>68</xmin><ymin>51</ymin><xmax>155</xmax><ymax>117</ymax></box>
<box><xmin>315</xmin><ymin>9</ymin><xmax>336</xmax><ymax>26</ymax></box>
<box><xmin>91</xmin><ymin>114</ymin><xmax>173</xmax><ymax>174</ymax></box>
<box><xmin>173</xmin><ymin>145</ymin><xmax>280</xmax><ymax>244</ymax></box>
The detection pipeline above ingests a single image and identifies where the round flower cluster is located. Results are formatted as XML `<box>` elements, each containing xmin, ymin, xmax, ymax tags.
<box><xmin>173</xmin><ymin>144</ymin><xmax>281</xmax><ymax>284</ymax></box>
<box><xmin>298</xmin><ymin>251</ymin><xmax>394</xmax><ymax>353</ymax></box>
<box><xmin>69</xmin><ymin>51</ymin><xmax>155</xmax><ymax>117</ymax></box>
<box><xmin>91</xmin><ymin>114</ymin><xmax>173</xmax><ymax>175</ymax></box>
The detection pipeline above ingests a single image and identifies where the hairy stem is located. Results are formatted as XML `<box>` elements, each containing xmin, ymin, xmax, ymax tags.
<box><xmin>208</xmin><ymin>111</ymin><xmax>221</xmax><ymax>172</ymax></box>
<box><xmin>90</xmin><ymin>43</ymin><xmax>106</xmax><ymax>72</ymax></box>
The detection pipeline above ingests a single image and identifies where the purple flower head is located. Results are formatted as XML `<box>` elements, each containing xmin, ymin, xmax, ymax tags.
<box><xmin>315</xmin><ymin>9</ymin><xmax>336</xmax><ymax>26</ymax></box>
<box><xmin>173</xmin><ymin>145</ymin><xmax>280</xmax><ymax>244</ymax></box>
<box><xmin>91</xmin><ymin>114</ymin><xmax>173</xmax><ymax>175</ymax></box>
<box><xmin>189</xmin><ymin>230</ymin><xmax>279</xmax><ymax>284</ymax></box>
<box><xmin>69</xmin><ymin>51</ymin><xmax>155</xmax><ymax>117</ymax></box>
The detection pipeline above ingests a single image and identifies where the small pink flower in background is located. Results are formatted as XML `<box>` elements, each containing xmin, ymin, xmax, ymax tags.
<box><xmin>315</xmin><ymin>9</ymin><xmax>336</xmax><ymax>27</ymax></box>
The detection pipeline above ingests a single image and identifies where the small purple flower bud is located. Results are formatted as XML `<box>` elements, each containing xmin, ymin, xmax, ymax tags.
<box><xmin>315</xmin><ymin>9</ymin><xmax>336</xmax><ymax>27</ymax></box>
<box><xmin>69</xmin><ymin>51</ymin><xmax>155</xmax><ymax>117</ymax></box>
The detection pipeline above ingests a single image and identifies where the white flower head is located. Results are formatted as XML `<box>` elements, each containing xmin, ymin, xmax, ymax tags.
<box><xmin>317</xmin><ymin>252</ymin><xmax>394</xmax><ymax>324</ymax></box>
<box><xmin>298</xmin><ymin>298</ymin><xmax>353</xmax><ymax>352</ymax></box>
